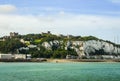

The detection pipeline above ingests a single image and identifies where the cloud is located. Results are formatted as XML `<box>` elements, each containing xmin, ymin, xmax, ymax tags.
<box><xmin>108</xmin><ymin>0</ymin><xmax>120</xmax><ymax>3</ymax></box>
<box><xmin>0</xmin><ymin>13</ymin><xmax>120</xmax><ymax>42</ymax></box>
<box><xmin>59</xmin><ymin>11</ymin><xmax>65</xmax><ymax>15</ymax></box>
<box><xmin>42</xmin><ymin>7</ymin><xmax>57</xmax><ymax>11</ymax></box>
<box><xmin>0</xmin><ymin>4</ymin><xmax>17</xmax><ymax>13</ymax></box>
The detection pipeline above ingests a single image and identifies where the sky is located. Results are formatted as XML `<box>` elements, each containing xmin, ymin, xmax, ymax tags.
<box><xmin>0</xmin><ymin>0</ymin><xmax>120</xmax><ymax>43</ymax></box>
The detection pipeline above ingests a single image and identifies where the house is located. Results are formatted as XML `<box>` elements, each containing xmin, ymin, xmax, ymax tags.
<box><xmin>26</xmin><ymin>54</ymin><xmax>31</xmax><ymax>59</ymax></box>
<box><xmin>0</xmin><ymin>54</ymin><xmax>31</xmax><ymax>59</ymax></box>
<box><xmin>20</xmin><ymin>39</ymin><xmax>30</xmax><ymax>44</ymax></box>
<box><xmin>2</xmin><ymin>36</ymin><xmax>10</xmax><ymax>41</ymax></box>
<box><xmin>20</xmin><ymin>39</ymin><xmax>25</xmax><ymax>43</ymax></box>
<box><xmin>66</xmin><ymin>55</ymin><xmax>78</xmax><ymax>59</ymax></box>
<box><xmin>14</xmin><ymin>54</ymin><xmax>26</xmax><ymax>59</ymax></box>
<box><xmin>0</xmin><ymin>39</ymin><xmax>4</xmax><ymax>41</ymax></box>
<box><xmin>0</xmin><ymin>54</ymin><xmax>12</xmax><ymax>59</ymax></box>
<box><xmin>28</xmin><ymin>45</ymin><xmax>37</xmax><ymax>48</ymax></box>
<box><xmin>19</xmin><ymin>47</ymin><xmax>29</xmax><ymax>50</ymax></box>
<box><xmin>13</xmin><ymin>54</ymin><xmax>31</xmax><ymax>59</ymax></box>
<box><xmin>102</xmin><ymin>55</ymin><xmax>114</xmax><ymax>59</ymax></box>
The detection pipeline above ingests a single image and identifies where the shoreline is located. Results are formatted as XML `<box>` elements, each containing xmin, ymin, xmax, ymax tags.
<box><xmin>0</xmin><ymin>59</ymin><xmax>120</xmax><ymax>63</ymax></box>
<box><xmin>47</xmin><ymin>59</ymin><xmax>120</xmax><ymax>63</ymax></box>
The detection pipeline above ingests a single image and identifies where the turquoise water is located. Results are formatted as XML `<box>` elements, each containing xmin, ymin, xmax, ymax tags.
<box><xmin>0</xmin><ymin>62</ymin><xmax>120</xmax><ymax>81</ymax></box>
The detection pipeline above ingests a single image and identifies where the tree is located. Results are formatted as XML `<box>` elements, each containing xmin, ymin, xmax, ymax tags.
<box><xmin>0</xmin><ymin>39</ymin><xmax>25</xmax><ymax>54</ymax></box>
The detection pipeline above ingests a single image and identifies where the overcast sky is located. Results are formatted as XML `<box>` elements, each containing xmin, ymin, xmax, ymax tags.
<box><xmin>0</xmin><ymin>0</ymin><xmax>120</xmax><ymax>43</ymax></box>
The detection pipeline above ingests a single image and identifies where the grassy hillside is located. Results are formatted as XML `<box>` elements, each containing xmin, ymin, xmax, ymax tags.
<box><xmin>0</xmin><ymin>32</ymin><xmax>119</xmax><ymax>58</ymax></box>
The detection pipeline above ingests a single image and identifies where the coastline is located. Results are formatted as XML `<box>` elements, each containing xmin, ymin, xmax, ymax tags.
<box><xmin>46</xmin><ymin>59</ymin><xmax>120</xmax><ymax>63</ymax></box>
<box><xmin>0</xmin><ymin>58</ymin><xmax>120</xmax><ymax>63</ymax></box>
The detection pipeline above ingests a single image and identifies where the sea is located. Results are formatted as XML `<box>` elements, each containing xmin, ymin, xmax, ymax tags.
<box><xmin>0</xmin><ymin>62</ymin><xmax>120</xmax><ymax>81</ymax></box>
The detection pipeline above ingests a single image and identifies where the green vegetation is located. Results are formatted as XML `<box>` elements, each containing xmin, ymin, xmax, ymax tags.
<box><xmin>69</xmin><ymin>35</ymin><xmax>99</xmax><ymax>41</ymax></box>
<box><xmin>0</xmin><ymin>32</ymin><xmax>119</xmax><ymax>58</ymax></box>
<box><xmin>0</xmin><ymin>39</ymin><xmax>25</xmax><ymax>54</ymax></box>
<box><xmin>0</xmin><ymin>33</ymin><xmax>78</xmax><ymax>58</ymax></box>
<box><xmin>34</xmin><ymin>39</ymin><xmax>41</xmax><ymax>43</ymax></box>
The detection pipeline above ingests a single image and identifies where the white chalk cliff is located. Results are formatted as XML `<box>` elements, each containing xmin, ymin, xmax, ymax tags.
<box><xmin>41</xmin><ymin>40</ymin><xmax>120</xmax><ymax>56</ymax></box>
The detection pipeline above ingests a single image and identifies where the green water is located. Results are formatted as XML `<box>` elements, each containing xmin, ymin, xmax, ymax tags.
<box><xmin>0</xmin><ymin>62</ymin><xmax>120</xmax><ymax>81</ymax></box>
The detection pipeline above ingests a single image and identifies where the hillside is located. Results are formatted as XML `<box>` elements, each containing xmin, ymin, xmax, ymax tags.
<box><xmin>0</xmin><ymin>32</ymin><xmax>120</xmax><ymax>59</ymax></box>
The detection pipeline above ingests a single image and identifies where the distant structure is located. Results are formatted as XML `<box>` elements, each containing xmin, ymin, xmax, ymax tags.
<box><xmin>0</xmin><ymin>54</ymin><xmax>12</xmax><ymax>59</ymax></box>
<box><xmin>41</xmin><ymin>31</ymin><xmax>51</xmax><ymax>34</ymax></box>
<box><xmin>0</xmin><ymin>54</ymin><xmax>31</xmax><ymax>59</ymax></box>
<box><xmin>10</xmin><ymin>32</ymin><xmax>18</xmax><ymax>37</ymax></box>
<box><xmin>0</xmin><ymin>32</ymin><xmax>19</xmax><ymax>41</ymax></box>
<box><xmin>47</xmin><ymin>31</ymin><xmax>51</xmax><ymax>34</ymax></box>
<box><xmin>67</xmin><ymin>35</ymin><xmax>73</xmax><ymax>39</ymax></box>
<box><xmin>114</xmin><ymin>35</ymin><xmax>119</xmax><ymax>44</ymax></box>
<box><xmin>66</xmin><ymin>55</ymin><xmax>78</xmax><ymax>59</ymax></box>
<box><xmin>0</xmin><ymin>38</ymin><xmax>5</xmax><ymax>41</ymax></box>
<box><xmin>57</xmin><ymin>34</ymin><xmax>64</xmax><ymax>37</ymax></box>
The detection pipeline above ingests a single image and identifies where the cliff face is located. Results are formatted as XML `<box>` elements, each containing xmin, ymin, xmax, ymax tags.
<box><xmin>42</xmin><ymin>40</ymin><xmax>120</xmax><ymax>56</ymax></box>
<box><xmin>1</xmin><ymin>33</ymin><xmax>119</xmax><ymax>58</ymax></box>
<box><xmin>84</xmin><ymin>40</ymin><xmax>120</xmax><ymax>55</ymax></box>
